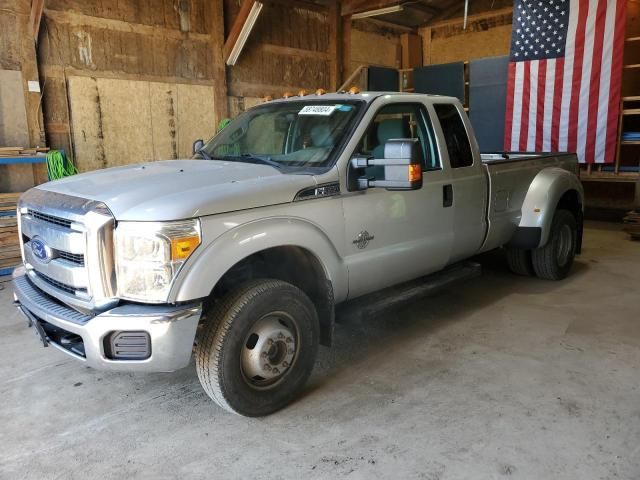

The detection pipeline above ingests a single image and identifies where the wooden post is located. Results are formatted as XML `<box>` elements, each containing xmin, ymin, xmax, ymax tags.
<box><xmin>328</xmin><ymin>0</ymin><xmax>342</xmax><ymax>91</ymax></box>
<box><xmin>341</xmin><ymin>14</ymin><xmax>352</xmax><ymax>90</ymax></box>
<box><xmin>208</xmin><ymin>0</ymin><xmax>229</xmax><ymax>122</ymax></box>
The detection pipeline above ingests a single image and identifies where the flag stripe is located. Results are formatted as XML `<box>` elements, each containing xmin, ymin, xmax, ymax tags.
<box><xmin>542</xmin><ymin>58</ymin><xmax>556</xmax><ymax>151</ymax></box>
<box><xmin>595</xmin><ymin>0</ymin><xmax>617</xmax><ymax>163</ymax></box>
<box><xmin>511</xmin><ymin>61</ymin><xmax>526</xmax><ymax>151</ymax></box>
<box><xmin>520</xmin><ymin>61</ymin><xmax>531</xmax><ymax>151</ymax></box>
<box><xmin>605</xmin><ymin>0</ymin><xmax>626</xmax><ymax>164</ymax></box>
<box><xmin>559</xmin><ymin>0</ymin><xmax>580</xmax><ymax>151</ymax></box>
<box><xmin>527</xmin><ymin>60</ymin><xmax>539</xmax><ymax>151</ymax></box>
<box><xmin>504</xmin><ymin>62</ymin><xmax>517</xmax><ymax>150</ymax></box>
<box><xmin>584</xmin><ymin>0</ymin><xmax>608</xmax><ymax>163</ymax></box>
<box><xmin>551</xmin><ymin>57</ymin><xmax>564</xmax><ymax>151</ymax></box>
<box><xmin>567</xmin><ymin>0</ymin><xmax>589</xmax><ymax>154</ymax></box>
<box><xmin>536</xmin><ymin>59</ymin><xmax>547</xmax><ymax>151</ymax></box>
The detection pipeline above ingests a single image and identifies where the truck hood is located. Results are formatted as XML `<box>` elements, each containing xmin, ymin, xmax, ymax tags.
<box><xmin>37</xmin><ymin>160</ymin><xmax>316</xmax><ymax>221</ymax></box>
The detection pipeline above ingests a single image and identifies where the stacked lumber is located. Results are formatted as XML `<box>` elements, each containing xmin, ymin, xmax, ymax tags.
<box><xmin>0</xmin><ymin>147</ymin><xmax>49</xmax><ymax>157</ymax></box>
<box><xmin>0</xmin><ymin>193</ymin><xmax>22</xmax><ymax>273</ymax></box>
<box><xmin>623</xmin><ymin>210</ymin><xmax>640</xmax><ymax>241</ymax></box>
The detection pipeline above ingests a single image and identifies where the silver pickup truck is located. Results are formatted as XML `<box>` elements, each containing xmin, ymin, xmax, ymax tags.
<box><xmin>12</xmin><ymin>92</ymin><xmax>583</xmax><ymax>416</ymax></box>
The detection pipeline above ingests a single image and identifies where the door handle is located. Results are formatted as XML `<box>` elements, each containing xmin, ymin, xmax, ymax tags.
<box><xmin>443</xmin><ymin>184</ymin><xmax>453</xmax><ymax>207</ymax></box>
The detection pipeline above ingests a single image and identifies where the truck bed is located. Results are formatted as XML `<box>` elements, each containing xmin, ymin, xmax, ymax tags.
<box><xmin>479</xmin><ymin>152</ymin><xmax>579</xmax><ymax>252</ymax></box>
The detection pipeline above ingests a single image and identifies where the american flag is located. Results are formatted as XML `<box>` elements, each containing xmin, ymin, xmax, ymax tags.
<box><xmin>504</xmin><ymin>0</ymin><xmax>626</xmax><ymax>163</ymax></box>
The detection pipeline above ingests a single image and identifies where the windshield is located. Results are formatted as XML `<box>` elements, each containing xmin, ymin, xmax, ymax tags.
<box><xmin>196</xmin><ymin>100</ymin><xmax>363</xmax><ymax>172</ymax></box>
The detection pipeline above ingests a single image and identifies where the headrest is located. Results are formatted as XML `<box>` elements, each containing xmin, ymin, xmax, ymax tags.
<box><xmin>310</xmin><ymin>124</ymin><xmax>333</xmax><ymax>148</ymax></box>
<box><xmin>376</xmin><ymin>119</ymin><xmax>406</xmax><ymax>144</ymax></box>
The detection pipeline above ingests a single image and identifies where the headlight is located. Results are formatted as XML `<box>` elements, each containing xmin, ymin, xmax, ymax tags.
<box><xmin>115</xmin><ymin>219</ymin><xmax>201</xmax><ymax>302</ymax></box>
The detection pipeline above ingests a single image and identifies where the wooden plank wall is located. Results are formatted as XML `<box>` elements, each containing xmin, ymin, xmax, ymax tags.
<box><xmin>347</xmin><ymin>19</ymin><xmax>403</xmax><ymax>80</ymax></box>
<box><xmin>223</xmin><ymin>0</ymin><xmax>334</xmax><ymax>116</ymax></box>
<box><xmin>37</xmin><ymin>0</ymin><xmax>227</xmax><ymax>170</ymax></box>
<box><xmin>0</xmin><ymin>0</ymin><xmax>47</xmax><ymax>191</ymax></box>
<box><xmin>421</xmin><ymin>9</ymin><xmax>513</xmax><ymax>65</ymax></box>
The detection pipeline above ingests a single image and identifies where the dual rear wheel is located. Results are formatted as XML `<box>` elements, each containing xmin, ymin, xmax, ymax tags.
<box><xmin>506</xmin><ymin>209</ymin><xmax>578</xmax><ymax>281</ymax></box>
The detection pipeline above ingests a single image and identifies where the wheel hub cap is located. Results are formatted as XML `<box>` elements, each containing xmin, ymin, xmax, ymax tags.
<box><xmin>241</xmin><ymin>315</ymin><xmax>296</xmax><ymax>385</ymax></box>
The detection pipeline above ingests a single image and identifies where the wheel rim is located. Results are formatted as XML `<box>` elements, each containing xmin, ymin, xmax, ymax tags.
<box><xmin>556</xmin><ymin>224</ymin><xmax>573</xmax><ymax>267</ymax></box>
<box><xmin>240</xmin><ymin>313</ymin><xmax>298</xmax><ymax>389</ymax></box>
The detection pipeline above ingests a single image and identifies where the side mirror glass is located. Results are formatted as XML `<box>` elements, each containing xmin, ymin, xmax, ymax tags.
<box><xmin>192</xmin><ymin>139</ymin><xmax>204</xmax><ymax>155</ymax></box>
<box><xmin>350</xmin><ymin>139</ymin><xmax>422</xmax><ymax>191</ymax></box>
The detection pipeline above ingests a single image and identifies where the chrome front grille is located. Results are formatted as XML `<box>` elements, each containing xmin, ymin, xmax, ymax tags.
<box><xmin>18</xmin><ymin>189</ymin><xmax>117</xmax><ymax>312</ymax></box>
<box><xmin>27</xmin><ymin>209</ymin><xmax>73</xmax><ymax>229</ymax></box>
<box><xmin>35</xmin><ymin>271</ymin><xmax>87</xmax><ymax>295</ymax></box>
<box><xmin>58</xmin><ymin>251</ymin><xmax>85</xmax><ymax>266</ymax></box>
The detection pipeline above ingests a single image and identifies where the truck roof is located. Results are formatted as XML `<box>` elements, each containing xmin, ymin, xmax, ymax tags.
<box><xmin>266</xmin><ymin>91</ymin><xmax>459</xmax><ymax>105</ymax></box>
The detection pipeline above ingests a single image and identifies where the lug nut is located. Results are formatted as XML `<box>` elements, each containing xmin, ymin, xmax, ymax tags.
<box><xmin>263</xmin><ymin>364</ymin><xmax>272</xmax><ymax>371</ymax></box>
<box><xmin>272</xmin><ymin>368</ymin><xmax>279</xmax><ymax>374</ymax></box>
<box><xmin>282</xmin><ymin>361</ymin><xmax>288</xmax><ymax>368</ymax></box>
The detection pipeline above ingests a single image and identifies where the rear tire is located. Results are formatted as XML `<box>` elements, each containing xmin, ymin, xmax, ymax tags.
<box><xmin>532</xmin><ymin>209</ymin><xmax>577</xmax><ymax>280</ymax></box>
<box><xmin>195</xmin><ymin>279</ymin><xmax>319</xmax><ymax>417</ymax></box>
<box><xmin>505</xmin><ymin>247</ymin><xmax>534</xmax><ymax>276</ymax></box>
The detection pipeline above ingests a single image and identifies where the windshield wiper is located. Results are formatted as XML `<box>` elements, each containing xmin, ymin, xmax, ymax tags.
<box><xmin>219</xmin><ymin>154</ymin><xmax>282</xmax><ymax>170</ymax></box>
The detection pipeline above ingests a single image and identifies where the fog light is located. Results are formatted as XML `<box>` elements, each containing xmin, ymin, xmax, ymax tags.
<box><xmin>105</xmin><ymin>331</ymin><xmax>151</xmax><ymax>360</ymax></box>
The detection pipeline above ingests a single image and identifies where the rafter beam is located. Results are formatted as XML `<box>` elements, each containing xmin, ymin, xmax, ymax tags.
<box><xmin>223</xmin><ymin>0</ymin><xmax>263</xmax><ymax>66</ymax></box>
<box><xmin>341</xmin><ymin>0</ymin><xmax>403</xmax><ymax>16</ymax></box>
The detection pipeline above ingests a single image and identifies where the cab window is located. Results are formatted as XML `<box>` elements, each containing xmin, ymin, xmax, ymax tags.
<box><xmin>355</xmin><ymin>103</ymin><xmax>440</xmax><ymax>171</ymax></box>
<box><xmin>433</xmin><ymin>103</ymin><xmax>473</xmax><ymax>168</ymax></box>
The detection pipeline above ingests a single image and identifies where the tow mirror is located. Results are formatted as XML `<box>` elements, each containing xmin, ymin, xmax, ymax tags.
<box><xmin>350</xmin><ymin>139</ymin><xmax>422</xmax><ymax>191</ymax></box>
<box><xmin>192</xmin><ymin>139</ymin><xmax>204</xmax><ymax>155</ymax></box>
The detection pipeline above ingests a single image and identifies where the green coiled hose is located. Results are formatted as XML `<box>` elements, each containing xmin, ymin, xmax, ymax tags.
<box><xmin>46</xmin><ymin>150</ymin><xmax>78</xmax><ymax>180</ymax></box>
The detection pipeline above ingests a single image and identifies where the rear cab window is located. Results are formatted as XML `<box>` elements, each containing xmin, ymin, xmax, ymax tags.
<box><xmin>433</xmin><ymin>103</ymin><xmax>474</xmax><ymax>169</ymax></box>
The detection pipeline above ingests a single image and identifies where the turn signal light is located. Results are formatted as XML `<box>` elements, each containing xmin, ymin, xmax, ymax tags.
<box><xmin>316</xmin><ymin>88</ymin><xmax>326</xmax><ymax>95</ymax></box>
<box><xmin>348</xmin><ymin>86</ymin><xmax>360</xmax><ymax>94</ymax></box>
<box><xmin>263</xmin><ymin>95</ymin><xmax>273</xmax><ymax>102</ymax></box>
<box><xmin>283</xmin><ymin>92</ymin><xmax>293</xmax><ymax>98</ymax></box>
<box><xmin>408</xmin><ymin>164</ymin><xmax>422</xmax><ymax>183</ymax></box>
<box><xmin>171</xmin><ymin>235</ymin><xmax>200</xmax><ymax>260</ymax></box>
<box><xmin>298</xmin><ymin>89</ymin><xmax>308</xmax><ymax>96</ymax></box>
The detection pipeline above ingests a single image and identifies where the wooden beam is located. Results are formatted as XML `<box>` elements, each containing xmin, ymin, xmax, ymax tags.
<box><xmin>342</xmin><ymin>14</ymin><xmax>352</xmax><ymax>88</ymax></box>
<box><xmin>341</xmin><ymin>0</ymin><xmax>403</xmax><ymax>16</ymax></box>
<box><xmin>206</xmin><ymin>0</ymin><xmax>229</xmax><ymax>121</ymax></box>
<box><xmin>263</xmin><ymin>0</ymin><xmax>328</xmax><ymax>13</ymax></box>
<box><xmin>427</xmin><ymin>6</ymin><xmax>513</xmax><ymax>27</ymax></box>
<box><xmin>261</xmin><ymin>44</ymin><xmax>330</xmax><ymax>60</ymax></box>
<box><xmin>223</xmin><ymin>0</ymin><xmax>260</xmax><ymax>65</ymax></box>
<box><xmin>328</xmin><ymin>0</ymin><xmax>342</xmax><ymax>90</ymax></box>
<box><xmin>29</xmin><ymin>0</ymin><xmax>45</xmax><ymax>42</ymax></box>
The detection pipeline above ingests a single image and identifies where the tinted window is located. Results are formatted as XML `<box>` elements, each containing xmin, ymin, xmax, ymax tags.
<box><xmin>433</xmin><ymin>104</ymin><xmax>473</xmax><ymax>168</ymax></box>
<box><xmin>355</xmin><ymin>103</ymin><xmax>440</xmax><ymax>170</ymax></box>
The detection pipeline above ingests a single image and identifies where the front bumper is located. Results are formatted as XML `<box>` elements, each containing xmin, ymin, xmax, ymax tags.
<box><xmin>12</xmin><ymin>266</ymin><xmax>202</xmax><ymax>372</ymax></box>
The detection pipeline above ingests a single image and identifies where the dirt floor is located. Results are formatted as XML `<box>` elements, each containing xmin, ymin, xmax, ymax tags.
<box><xmin>1</xmin><ymin>221</ymin><xmax>639</xmax><ymax>479</ymax></box>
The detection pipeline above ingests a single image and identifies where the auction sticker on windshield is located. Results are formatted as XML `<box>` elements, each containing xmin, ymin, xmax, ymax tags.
<box><xmin>299</xmin><ymin>105</ymin><xmax>338</xmax><ymax>116</ymax></box>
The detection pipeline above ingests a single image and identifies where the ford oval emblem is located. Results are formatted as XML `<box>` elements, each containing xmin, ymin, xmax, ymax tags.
<box><xmin>31</xmin><ymin>237</ymin><xmax>52</xmax><ymax>263</ymax></box>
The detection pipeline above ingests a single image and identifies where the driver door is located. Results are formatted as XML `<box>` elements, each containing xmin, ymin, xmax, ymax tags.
<box><xmin>342</xmin><ymin>101</ymin><xmax>454</xmax><ymax>299</ymax></box>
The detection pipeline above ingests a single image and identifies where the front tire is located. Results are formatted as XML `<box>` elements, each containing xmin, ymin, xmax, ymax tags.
<box><xmin>196</xmin><ymin>279</ymin><xmax>319</xmax><ymax>416</ymax></box>
<box><xmin>531</xmin><ymin>209</ymin><xmax>577</xmax><ymax>280</ymax></box>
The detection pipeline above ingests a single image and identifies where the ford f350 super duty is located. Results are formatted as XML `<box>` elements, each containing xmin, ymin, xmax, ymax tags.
<box><xmin>13</xmin><ymin>92</ymin><xmax>584</xmax><ymax>416</ymax></box>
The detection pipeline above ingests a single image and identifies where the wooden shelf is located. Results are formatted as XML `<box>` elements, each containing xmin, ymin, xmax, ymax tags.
<box><xmin>623</xmin><ymin>96</ymin><xmax>640</xmax><ymax>101</ymax></box>
<box><xmin>621</xmin><ymin>140</ymin><xmax>640</xmax><ymax>145</ymax></box>
<box><xmin>626</xmin><ymin>36</ymin><xmax>640</xmax><ymax>42</ymax></box>
<box><xmin>580</xmin><ymin>172</ymin><xmax>640</xmax><ymax>182</ymax></box>
<box><xmin>624</xmin><ymin>64</ymin><xmax>640</xmax><ymax>69</ymax></box>
<box><xmin>623</xmin><ymin>109</ymin><xmax>640</xmax><ymax>115</ymax></box>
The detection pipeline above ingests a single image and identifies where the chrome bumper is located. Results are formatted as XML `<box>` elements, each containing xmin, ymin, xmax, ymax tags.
<box><xmin>12</xmin><ymin>266</ymin><xmax>202</xmax><ymax>372</ymax></box>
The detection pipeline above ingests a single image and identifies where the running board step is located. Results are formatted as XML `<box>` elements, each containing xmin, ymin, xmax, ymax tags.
<box><xmin>337</xmin><ymin>261</ymin><xmax>482</xmax><ymax>321</ymax></box>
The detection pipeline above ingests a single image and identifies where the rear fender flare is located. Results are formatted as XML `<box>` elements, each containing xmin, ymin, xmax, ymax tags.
<box><xmin>516</xmin><ymin>168</ymin><xmax>584</xmax><ymax>248</ymax></box>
